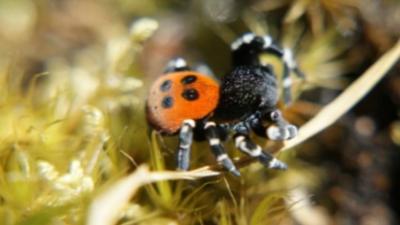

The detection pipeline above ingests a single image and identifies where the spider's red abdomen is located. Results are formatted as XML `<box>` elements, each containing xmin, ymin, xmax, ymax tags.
<box><xmin>146</xmin><ymin>71</ymin><xmax>219</xmax><ymax>134</ymax></box>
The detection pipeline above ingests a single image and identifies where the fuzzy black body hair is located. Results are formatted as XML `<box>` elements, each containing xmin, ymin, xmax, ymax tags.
<box><xmin>212</xmin><ymin>65</ymin><xmax>278</xmax><ymax>122</ymax></box>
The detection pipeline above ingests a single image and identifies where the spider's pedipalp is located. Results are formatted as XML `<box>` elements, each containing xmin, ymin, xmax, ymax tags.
<box><xmin>204</xmin><ymin>121</ymin><xmax>240</xmax><ymax>176</ymax></box>
<box><xmin>265</xmin><ymin>109</ymin><xmax>298</xmax><ymax>140</ymax></box>
<box><xmin>267</xmin><ymin>124</ymin><xmax>297</xmax><ymax>140</ymax></box>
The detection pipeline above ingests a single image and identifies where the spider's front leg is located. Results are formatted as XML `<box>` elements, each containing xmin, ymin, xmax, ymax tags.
<box><xmin>177</xmin><ymin>119</ymin><xmax>196</xmax><ymax>170</ymax></box>
<box><xmin>233</xmin><ymin>122</ymin><xmax>287</xmax><ymax>170</ymax></box>
<box><xmin>231</xmin><ymin>33</ymin><xmax>305</xmax><ymax>104</ymax></box>
<box><xmin>204</xmin><ymin>121</ymin><xmax>241</xmax><ymax>176</ymax></box>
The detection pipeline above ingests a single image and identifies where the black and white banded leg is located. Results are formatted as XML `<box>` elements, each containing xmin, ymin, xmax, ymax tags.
<box><xmin>164</xmin><ymin>57</ymin><xmax>191</xmax><ymax>73</ymax></box>
<box><xmin>204</xmin><ymin>121</ymin><xmax>241</xmax><ymax>176</ymax></box>
<box><xmin>231</xmin><ymin>32</ymin><xmax>305</xmax><ymax>104</ymax></box>
<box><xmin>177</xmin><ymin>119</ymin><xmax>195</xmax><ymax>170</ymax></box>
<box><xmin>233</xmin><ymin>122</ymin><xmax>287</xmax><ymax>170</ymax></box>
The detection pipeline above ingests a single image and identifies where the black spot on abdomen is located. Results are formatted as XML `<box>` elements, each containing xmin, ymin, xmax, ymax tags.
<box><xmin>182</xmin><ymin>88</ymin><xmax>199</xmax><ymax>101</ymax></box>
<box><xmin>161</xmin><ymin>96</ymin><xmax>174</xmax><ymax>108</ymax></box>
<box><xmin>181</xmin><ymin>75</ymin><xmax>197</xmax><ymax>84</ymax></box>
<box><xmin>160</xmin><ymin>80</ymin><xmax>172</xmax><ymax>92</ymax></box>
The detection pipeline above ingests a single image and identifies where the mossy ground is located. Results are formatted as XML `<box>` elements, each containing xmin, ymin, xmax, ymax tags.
<box><xmin>0</xmin><ymin>1</ymin><xmax>399</xmax><ymax>225</ymax></box>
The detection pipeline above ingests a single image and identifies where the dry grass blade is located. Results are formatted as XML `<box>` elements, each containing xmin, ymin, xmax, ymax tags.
<box><xmin>86</xmin><ymin>165</ymin><xmax>219</xmax><ymax>225</ymax></box>
<box><xmin>282</xmin><ymin>39</ymin><xmax>400</xmax><ymax>151</ymax></box>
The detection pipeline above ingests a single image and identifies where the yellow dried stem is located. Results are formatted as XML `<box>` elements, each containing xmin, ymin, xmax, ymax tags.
<box><xmin>87</xmin><ymin>165</ymin><xmax>219</xmax><ymax>225</ymax></box>
<box><xmin>282</xmin><ymin>39</ymin><xmax>400</xmax><ymax>151</ymax></box>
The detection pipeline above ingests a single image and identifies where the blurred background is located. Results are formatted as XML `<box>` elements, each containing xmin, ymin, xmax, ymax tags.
<box><xmin>0</xmin><ymin>0</ymin><xmax>399</xmax><ymax>224</ymax></box>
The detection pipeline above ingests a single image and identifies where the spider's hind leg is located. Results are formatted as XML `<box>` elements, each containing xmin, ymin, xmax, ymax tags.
<box><xmin>164</xmin><ymin>58</ymin><xmax>218</xmax><ymax>80</ymax></box>
<box><xmin>233</xmin><ymin>122</ymin><xmax>287</xmax><ymax>170</ymax></box>
<box><xmin>193</xmin><ymin>62</ymin><xmax>216</xmax><ymax>78</ymax></box>
<box><xmin>164</xmin><ymin>57</ymin><xmax>191</xmax><ymax>73</ymax></box>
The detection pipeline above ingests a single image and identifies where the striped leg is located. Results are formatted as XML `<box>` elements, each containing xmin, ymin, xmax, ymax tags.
<box><xmin>164</xmin><ymin>57</ymin><xmax>191</xmax><ymax>73</ymax></box>
<box><xmin>281</xmin><ymin>49</ymin><xmax>305</xmax><ymax>104</ymax></box>
<box><xmin>204</xmin><ymin>122</ymin><xmax>240</xmax><ymax>176</ymax></box>
<box><xmin>177</xmin><ymin>119</ymin><xmax>195</xmax><ymax>170</ymax></box>
<box><xmin>233</xmin><ymin>123</ymin><xmax>287</xmax><ymax>170</ymax></box>
<box><xmin>193</xmin><ymin>63</ymin><xmax>217</xmax><ymax>79</ymax></box>
<box><xmin>231</xmin><ymin>33</ymin><xmax>305</xmax><ymax>104</ymax></box>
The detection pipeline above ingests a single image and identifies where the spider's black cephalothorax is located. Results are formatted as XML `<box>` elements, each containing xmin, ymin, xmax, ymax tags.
<box><xmin>213</xmin><ymin>65</ymin><xmax>278</xmax><ymax>122</ymax></box>
<box><xmin>157</xmin><ymin>32</ymin><xmax>305</xmax><ymax>176</ymax></box>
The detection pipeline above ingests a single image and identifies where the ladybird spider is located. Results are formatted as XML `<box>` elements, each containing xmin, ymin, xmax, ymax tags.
<box><xmin>146</xmin><ymin>33</ymin><xmax>305</xmax><ymax>176</ymax></box>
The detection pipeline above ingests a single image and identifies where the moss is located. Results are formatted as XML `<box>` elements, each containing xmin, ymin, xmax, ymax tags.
<box><xmin>0</xmin><ymin>1</ymin><xmax>399</xmax><ymax>225</ymax></box>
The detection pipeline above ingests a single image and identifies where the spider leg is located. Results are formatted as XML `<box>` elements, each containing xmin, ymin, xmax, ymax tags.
<box><xmin>204</xmin><ymin>121</ymin><xmax>241</xmax><ymax>176</ymax></box>
<box><xmin>177</xmin><ymin>119</ymin><xmax>195</xmax><ymax>170</ymax></box>
<box><xmin>233</xmin><ymin>122</ymin><xmax>287</xmax><ymax>170</ymax></box>
<box><xmin>193</xmin><ymin>62</ymin><xmax>216</xmax><ymax>78</ymax></box>
<box><xmin>231</xmin><ymin>32</ymin><xmax>305</xmax><ymax>104</ymax></box>
<box><xmin>281</xmin><ymin>49</ymin><xmax>305</xmax><ymax>104</ymax></box>
<box><xmin>164</xmin><ymin>57</ymin><xmax>191</xmax><ymax>73</ymax></box>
